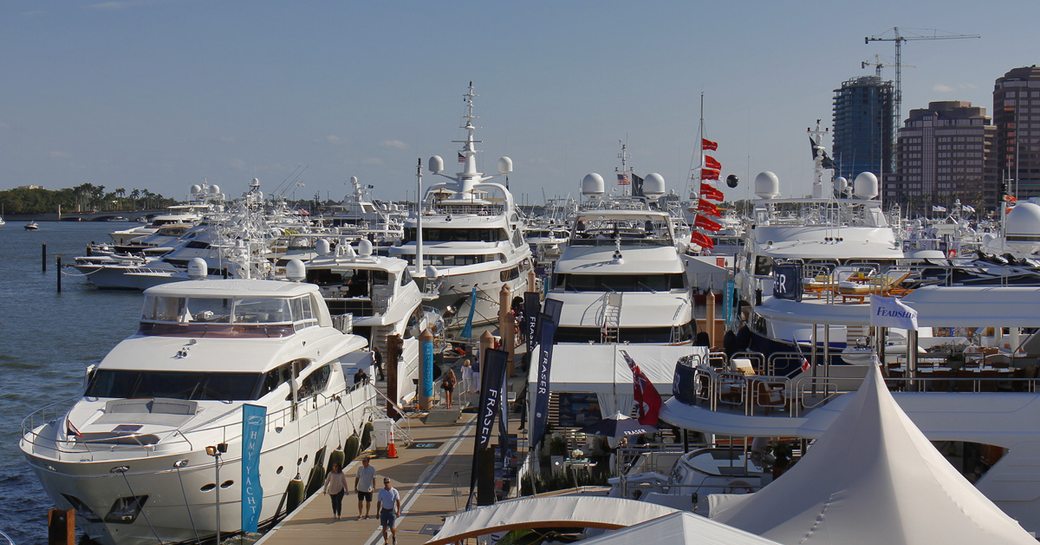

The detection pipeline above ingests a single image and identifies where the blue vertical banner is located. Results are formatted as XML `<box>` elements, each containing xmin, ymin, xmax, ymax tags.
<box><xmin>461</xmin><ymin>285</ymin><xmax>478</xmax><ymax>339</ymax></box>
<box><xmin>722</xmin><ymin>279</ymin><xmax>735</xmax><ymax>329</ymax></box>
<box><xmin>467</xmin><ymin>348</ymin><xmax>509</xmax><ymax>509</ymax></box>
<box><xmin>529</xmin><ymin>314</ymin><xmax>558</xmax><ymax>448</ymax></box>
<box><xmin>241</xmin><ymin>404</ymin><xmax>266</xmax><ymax>534</ymax></box>
<box><xmin>421</xmin><ymin>336</ymin><xmax>435</xmax><ymax>399</ymax></box>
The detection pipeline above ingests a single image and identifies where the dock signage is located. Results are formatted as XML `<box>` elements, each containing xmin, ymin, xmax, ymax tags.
<box><xmin>241</xmin><ymin>404</ymin><xmax>266</xmax><ymax>534</ymax></box>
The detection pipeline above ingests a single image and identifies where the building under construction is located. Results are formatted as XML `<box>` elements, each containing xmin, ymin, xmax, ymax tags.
<box><xmin>832</xmin><ymin>75</ymin><xmax>895</xmax><ymax>184</ymax></box>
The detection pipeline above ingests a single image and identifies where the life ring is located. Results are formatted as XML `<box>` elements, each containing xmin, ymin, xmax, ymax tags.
<box><xmin>948</xmin><ymin>248</ymin><xmax>957</xmax><ymax>258</ymax></box>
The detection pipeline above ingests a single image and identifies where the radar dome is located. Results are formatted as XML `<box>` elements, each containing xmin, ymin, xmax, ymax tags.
<box><xmin>339</xmin><ymin>241</ymin><xmax>357</xmax><ymax>258</ymax></box>
<box><xmin>358</xmin><ymin>238</ymin><xmax>374</xmax><ymax>257</ymax></box>
<box><xmin>1006</xmin><ymin>202</ymin><xmax>1040</xmax><ymax>237</ymax></box>
<box><xmin>581</xmin><ymin>173</ymin><xmax>605</xmax><ymax>196</ymax></box>
<box><xmin>187</xmin><ymin>258</ymin><xmax>208</xmax><ymax>280</ymax></box>
<box><xmin>853</xmin><ymin>172</ymin><xmax>879</xmax><ymax>199</ymax></box>
<box><xmin>835</xmin><ymin>177</ymin><xmax>849</xmax><ymax>195</ymax></box>
<box><xmin>497</xmin><ymin>156</ymin><xmax>513</xmax><ymax>175</ymax></box>
<box><xmin>285</xmin><ymin>259</ymin><xmax>306</xmax><ymax>282</ymax></box>
<box><xmin>428</xmin><ymin>155</ymin><xmax>445</xmax><ymax>174</ymax></box>
<box><xmin>642</xmin><ymin>173</ymin><xmax>666</xmax><ymax>197</ymax></box>
<box><xmin>754</xmin><ymin>171</ymin><xmax>780</xmax><ymax>199</ymax></box>
<box><xmin>191</xmin><ymin>184</ymin><xmax>202</xmax><ymax>195</ymax></box>
<box><xmin>315</xmin><ymin>238</ymin><xmax>331</xmax><ymax>256</ymax></box>
<box><xmin>210</xmin><ymin>184</ymin><xmax>221</xmax><ymax>195</ymax></box>
<box><xmin>350</xmin><ymin>175</ymin><xmax>359</xmax><ymax>185</ymax></box>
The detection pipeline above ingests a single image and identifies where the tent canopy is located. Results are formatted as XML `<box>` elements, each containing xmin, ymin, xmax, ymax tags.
<box><xmin>581</xmin><ymin>511</ymin><xmax>783</xmax><ymax>545</ymax></box>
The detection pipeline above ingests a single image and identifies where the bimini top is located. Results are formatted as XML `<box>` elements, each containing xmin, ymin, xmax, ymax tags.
<box><xmin>145</xmin><ymin>279</ymin><xmax>319</xmax><ymax>299</ymax></box>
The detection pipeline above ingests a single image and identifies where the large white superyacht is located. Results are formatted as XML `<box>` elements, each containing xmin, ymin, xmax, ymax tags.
<box><xmin>388</xmin><ymin>83</ymin><xmax>533</xmax><ymax>331</ymax></box>
<box><xmin>20</xmin><ymin>279</ymin><xmax>376</xmax><ymax>545</ymax></box>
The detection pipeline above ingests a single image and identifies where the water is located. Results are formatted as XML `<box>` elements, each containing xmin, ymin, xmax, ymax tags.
<box><xmin>0</xmin><ymin>221</ymin><xmax>143</xmax><ymax>544</ymax></box>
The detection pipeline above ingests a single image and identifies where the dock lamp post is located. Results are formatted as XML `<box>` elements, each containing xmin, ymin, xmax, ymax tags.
<box><xmin>206</xmin><ymin>442</ymin><xmax>228</xmax><ymax>544</ymax></box>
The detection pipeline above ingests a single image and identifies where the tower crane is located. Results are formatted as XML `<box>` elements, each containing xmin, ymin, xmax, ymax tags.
<box><xmin>865</xmin><ymin>27</ymin><xmax>980</xmax><ymax>173</ymax></box>
<box><xmin>861</xmin><ymin>54</ymin><xmax>886</xmax><ymax>78</ymax></box>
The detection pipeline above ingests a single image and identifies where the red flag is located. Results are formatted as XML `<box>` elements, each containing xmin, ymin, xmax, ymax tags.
<box><xmin>701</xmin><ymin>168</ymin><xmax>720</xmax><ymax>180</ymax></box>
<box><xmin>701</xmin><ymin>138</ymin><xmax>718</xmax><ymax>151</ymax></box>
<box><xmin>690</xmin><ymin>231</ymin><xmax>715</xmax><ymax>249</ymax></box>
<box><xmin>697</xmin><ymin>199</ymin><xmax>720</xmax><ymax>216</ymax></box>
<box><xmin>700</xmin><ymin>183</ymin><xmax>724</xmax><ymax>201</ymax></box>
<box><xmin>621</xmin><ymin>351</ymin><xmax>661</xmax><ymax>425</ymax></box>
<box><xmin>1004</xmin><ymin>194</ymin><xmax>1018</xmax><ymax>204</ymax></box>
<box><xmin>801</xmin><ymin>358</ymin><xmax>811</xmax><ymax>373</ymax></box>
<box><xmin>695</xmin><ymin>214</ymin><xmax>722</xmax><ymax>232</ymax></box>
<box><xmin>704</xmin><ymin>155</ymin><xmax>722</xmax><ymax>170</ymax></box>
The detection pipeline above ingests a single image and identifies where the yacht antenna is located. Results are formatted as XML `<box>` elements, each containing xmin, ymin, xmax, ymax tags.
<box><xmin>415</xmin><ymin>158</ymin><xmax>424</xmax><ymax>276</ymax></box>
<box><xmin>449</xmin><ymin>81</ymin><xmax>483</xmax><ymax>194</ymax></box>
<box><xmin>808</xmin><ymin>119</ymin><xmax>831</xmax><ymax>195</ymax></box>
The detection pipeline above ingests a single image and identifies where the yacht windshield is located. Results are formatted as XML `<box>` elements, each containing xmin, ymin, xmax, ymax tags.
<box><xmin>139</xmin><ymin>294</ymin><xmax>319</xmax><ymax>336</ymax></box>
<box><xmin>555</xmin><ymin>273</ymin><xmax>685</xmax><ymax>292</ymax></box>
<box><xmin>85</xmin><ymin>370</ymin><xmax>263</xmax><ymax>401</ymax></box>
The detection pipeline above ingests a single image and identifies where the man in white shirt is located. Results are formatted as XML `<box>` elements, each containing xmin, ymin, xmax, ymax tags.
<box><xmin>354</xmin><ymin>456</ymin><xmax>377</xmax><ymax>519</ymax></box>
<box><xmin>378</xmin><ymin>477</ymin><xmax>402</xmax><ymax>545</ymax></box>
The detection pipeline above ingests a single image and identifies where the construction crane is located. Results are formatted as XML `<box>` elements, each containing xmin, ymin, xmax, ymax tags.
<box><xmin>865</xmin><ymin>27</ymin><xmax>981</xmax><ymax>143</ymax></box>
<box><xmin>861</xmin><ymin>54</ymin><xmax>886</xmax><ymax>78</ymax></box>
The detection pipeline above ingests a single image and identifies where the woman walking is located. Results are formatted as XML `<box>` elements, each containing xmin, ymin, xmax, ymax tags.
<box><xmin>441</xmin><ymin>367</ymin><xmax>458</xmax><ymax>409</ymax></box>
<box><xmin>323</xmin><ymin>462</ymin><xmax>350</xmax><ymax>519</ymax></box>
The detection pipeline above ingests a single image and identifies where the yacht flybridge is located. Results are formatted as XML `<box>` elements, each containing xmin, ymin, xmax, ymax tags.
<box><xmin>20</xmin><ymin>279</ymin><xmax>376</xmax><ymax>545</ymax></box>
<box><xmin>389</xmin><ymin>83</ymin><xmax>533</xmax><ymax>330</ymax></box>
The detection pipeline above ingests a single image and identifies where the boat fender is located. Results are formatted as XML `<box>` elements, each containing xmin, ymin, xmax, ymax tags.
<box><xmin>345</xmin><ymin>433</ymin><xmax>361</xmax><ymax>462</ymax></box>
<box><xmin>360</xmin><ymin>422</ymin><xmax>374</xmax><ymax>451</ymax></box>
<box><xmin>286</xmin><ymin>477</ymin><xmax>306</xmax><ymax>513</ymax></box>
<box><xmin>305</xmin><ymin>464</ymin><xmax>326</xmax><ymax>496</ymax></box>
<box><xmin>327</xmin><ymin>449</ymin><xmax>346</xmax><ymax>473</ymax></box>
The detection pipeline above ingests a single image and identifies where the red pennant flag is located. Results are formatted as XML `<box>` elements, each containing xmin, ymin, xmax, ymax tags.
<box><xmin>701</xmin><ymin>138</ymin><xmax>718</xmax><ymax>151</ymax></box>
<box><xmin>801</xmin><ymin>358</ymin><xmax>810</xmax><ymax>373</ymax></box>
<box><xmin>695</xmin><ymin>214</ymin><xmax>722</xmax><ymax>232</ymax></box>
<box><xmin>701</xmin><ymin>168</ymin><xmax>720</xmax><ymax>180</ymax></box>
<box><xmin>621</xmin><ymin>351</ymin><xmax>662</xmax><ymax>425</ymax></box>
<box><xmin>691</xmin><ymin>231</ymin><xmax>715</xmax><ymax>249</ymax></box>
<box><xmin>697</xmin><ymin>199</ymin><xmax>720</xmax><ymax>216</ymax></box>
<box><xmin>1004</xmin><ymin>194</ymin><xmax>1018</xmax><ymax>204</ymax></box>
<box><xmin>700</xmin><ymin>183</ymin><xmax>724</xmax><ymax>201</ymax></box>
<box><xmin>705</xmin><ymin>155</ymin><xmax>722</xmax><ymax>170</ymax></box>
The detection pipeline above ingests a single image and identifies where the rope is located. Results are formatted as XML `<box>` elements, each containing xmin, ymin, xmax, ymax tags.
<box><xmin>117</xmin><ymin>469</ymin><xmax>166</xmax><ymax>545</ymax></box>
<box><xmin>59</xmin><ymin>266</ymin><xmax>108</xmax><ymax>277</ymax></box>
<box><xmin>174</xmin><ymin>466</ymin><xmax>201</xmax><ymax>543</ymax></box>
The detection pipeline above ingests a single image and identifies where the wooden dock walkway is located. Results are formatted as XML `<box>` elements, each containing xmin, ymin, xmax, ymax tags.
<box><xmin>256</xmin><ymin>413</ymin><xmax>476</xmax><ymax>545</ymax></box>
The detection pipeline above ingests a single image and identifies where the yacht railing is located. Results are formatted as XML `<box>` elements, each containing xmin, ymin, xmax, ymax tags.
<box><xmin>21</xmin><ymin>381</ymin><xmax>378</xmax><ymax>462</ymax></box>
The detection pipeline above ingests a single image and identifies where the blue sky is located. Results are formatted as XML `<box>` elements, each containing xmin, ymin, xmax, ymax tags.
<box><xmin>0</xmin><ymin>0</ymin><xmax>1036</xmax><ymax>203</ymax></box>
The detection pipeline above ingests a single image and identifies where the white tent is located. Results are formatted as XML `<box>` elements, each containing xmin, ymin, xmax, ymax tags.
<box><xmin>424</xmin><ymin>496</ymin><xmax>678</xmax><ymax>545</ymax></box>
<box><xmin>711</xmin><ymin>364</ymin><xmax>1037</xmax><ymax>545</ymax></box>
<box><xmin>582</xmin><ymin>511</ymin><xmax>783</xmax><ymax>545</ymax></box>
<box><xmin>527</xmin><ymin>344</ymin><xmax>707</xmax><ymax>419</ymax></box>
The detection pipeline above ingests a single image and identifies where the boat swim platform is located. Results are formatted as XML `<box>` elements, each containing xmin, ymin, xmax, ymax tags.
<box><xmin>256</xmin><ymin>413</ymin><xmax>476</xmax><ymax>545</ymax></box>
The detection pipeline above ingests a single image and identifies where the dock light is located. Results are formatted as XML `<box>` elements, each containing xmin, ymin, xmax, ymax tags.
<box><xmin>205</xmin><ymin>446</ymin><xmax>216</xmax><ymax>456</ymax></box>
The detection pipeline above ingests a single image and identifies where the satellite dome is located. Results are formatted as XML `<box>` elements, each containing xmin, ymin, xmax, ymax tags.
<box><xmin>1006</xmin><ymin>202</ymin><xmax>1040</xmax><ymax>237</ymax></box>
<box><xmin>285</xmin><ymin>259</ymin><xmax>306</xmax><ymax>282</ymax></box>
<box><xmin>853</xmin><ymin>172</ymin><xmax>879</xmax><ymax>199</ymax></box>
<box><xmin>358</xmin><ymin>238</ymin><xmax>374</xmax><ymax>257</ymax></box>
<box><xmin>210</xmin><ymin>184</ymin><xmax>221</xmax><ymax>195</ymax></box>
<box><xmin>315</xmin><ymin>238</ymin><xmax>331</xmax><ymax>256</ymax></box>
<box><xmin>187</xmin><ymin>258</ymin><xmax>208</xmax><ymax>280</ymax></box>
<box><xmin>642</xmin><ymin>173</ymin><xmax>666</xmax><ymax>196</ymax></box>
<box><xmin>497</xmin><ymin>156</ymin><xmax>513</xmax><ymax>175</ymax></box>
<box><xmin>191</xmin><ymin>184</ymin><xmax>202</xmax><ymax>195</ymax></box>
<box><xmin>339</xmin><ymin>241</ymin><xmax>357</xmax><ymax>258</ymax></box>
<box><xmin>835</xmin><ymin>177</ymin><xmax>849</xmax><ymax>195</ymax></box>
<box><xmin>581</xmin><ymin>173</ymin><xmax>605</xmax><ymax>196</ymax></box>
<box><xmin>754</xmin><ymin>171</ymin><xmax>780</xmax><ymax>199</ymax></box>
<box><xmin>428</xmin><ymin>155</ymin><xmax>445</xmax><ymax>174</ymax></box>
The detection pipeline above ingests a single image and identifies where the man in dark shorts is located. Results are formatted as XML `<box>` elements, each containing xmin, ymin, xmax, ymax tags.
<box><xmin>355</xmin><ymin>456</ymin><xmax>377</xmax><ymax>519</ymax></box>
<box><xmin>378</xmin><ymin>477</ymin><xmax>401</xmax><ymax>544</ymax></box>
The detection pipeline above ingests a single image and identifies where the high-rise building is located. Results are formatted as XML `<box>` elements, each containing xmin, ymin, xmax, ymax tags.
<box><xmin>889</xmin><ymin>101</ymin><xmax>996</xmax><ymax>212</ymax></box>
<box><xmin>993</xmin><ymin>66</ymin><xmax>1040</xmax><ymax>199</ymax></box>
<box><xmin>832</xmin><ymin>75</ymin><xmax>894</xmax><ymax>182</ymax></box>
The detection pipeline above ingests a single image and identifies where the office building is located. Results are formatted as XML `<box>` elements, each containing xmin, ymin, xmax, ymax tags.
<box><xmin>832</xmin><ymin>75</ymin><xmax>895</xmax><ymax>182</ymax></box>
<box><xmin>993</xmin><ymin>66</ymin><xmax>1040</xmax><ymax>199</ymax></box>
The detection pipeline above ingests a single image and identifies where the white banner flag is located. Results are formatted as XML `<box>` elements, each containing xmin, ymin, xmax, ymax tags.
<box><xmin>870</xmin><ymin>295</ymin><xmax>918</xmax><ymax>330</ymax></box>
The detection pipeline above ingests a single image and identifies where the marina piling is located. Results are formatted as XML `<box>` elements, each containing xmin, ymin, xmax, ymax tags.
<box><xmin>55</xmin><ymin>256</ymin><xmax>62</xmax><ymax>293</ymax></box>
<box><xmin>386</xmin><ymin>333</ymin><xmax>403</xmax><ymax>418</ymax></box>
<box><xmin>418</xmin><ymin>329</ymin><xmax>434</xmax><ymax>410</ymax></box>
<box><xmin>41</xmin><ymin>243</ymin><xmax>47</xmax><ymax>273</ymax></box>
<box><xmin>499</xmin><ymin>284</ymin><xmax>514</xmax><ymax>376</ymax></box>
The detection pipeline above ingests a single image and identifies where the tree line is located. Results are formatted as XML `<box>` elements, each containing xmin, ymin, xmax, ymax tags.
<box><xmin>0</xmin><ymin>183</ymin><xmax>178</xmax><ymax>215</ymax></box>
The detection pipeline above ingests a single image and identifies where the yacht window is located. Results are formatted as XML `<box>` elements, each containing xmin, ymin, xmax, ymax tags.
<box><xmin>754</xmin><ymin>256</ymin><xmax>774</xmax><ymax>276</ymax></box>
<box><xmin>235</xmin><ymin>298</ymin><xmax>292</xmax><ymax>323</ymax></box>
<box><xmin>556</xmin><ymin>273</ymin><xmax>684</xmax><ymax>292</ymax></box>
<box><xmin>294</xmin><ymin>364</ymin><xmax>332</xmax><ymax>399</ymax></box>
<box><xmin>400</xmin><ymin>269</ymin><xmax>412</xmax><ymax>287</ymax></box>
<box><xmin>185</xmin><ymin>241</ymin><xmax>211</xmax><ymax>249</ymax></box>
<box><xmin>306</xmin><ymin>268</ymin><xmax>344</xmax><ymax>287</ymax></box>
<box><xmin>404</xmin><ymin>228</ymin><xmax>507</xmax><ymax>243</ymax></box>
<box><xmin>85</xmin><ymin>370</ymin><xmax>263</xmax><ymax>401</ymax></box>
<box><xmin>500</xmin><ymin>266</ymin><xmax>520</xmax><ymax>282</ymax></box>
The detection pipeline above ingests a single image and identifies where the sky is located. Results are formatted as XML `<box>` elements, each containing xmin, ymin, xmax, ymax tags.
<box><xmin>1</xmin><ymin>0</ymin><xmax>1037</xmax><ymax>204</ymax></box>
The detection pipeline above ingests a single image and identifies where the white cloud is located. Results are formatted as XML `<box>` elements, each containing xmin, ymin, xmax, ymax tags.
<box><xmin>325</xmin><ymin>134</ymin><xmax>341</xmax><ymax>144</ymax></box>
<box><xmin>48</xmin><ymin>150</ymin><xmax>70</xmax><ymax>159</ymax></box>
<box><xmin>933</xmin><ymin>83</ymin><xmax>954</xmax><ymax>93</ymax></box>
<box><xmin>380</xmin><ymin>139</ymin><xmax>408</xmax><ymax>150</ymax></box>
<box><xmin>361</xmin><ymin>157</ymin><xmax>384</xmax><ymax>166</ymax></box>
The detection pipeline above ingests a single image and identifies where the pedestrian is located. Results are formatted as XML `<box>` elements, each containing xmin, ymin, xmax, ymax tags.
<box><xmin>373</xmin><ymin>349</ymin><xmax>384</xmax><ymax>381</ymax></box>
<box><xmin>355</xmin><ymin>455</ymin><xmax>377</xmax><ymax>519</ymax></box>
<box><xmin>322</xmin><ymin>462</ymin><xmax>349</xmax><ymax>520</ymax></box>
<box><xmin>378</xmin><ymin>477</ymin><xmax>402</xmax><ymax>545</ymax></box>
<box><xmin>460</xmin><ymin>358</ymin><xmax>474</xmax><ymax>399</ymax></box>
<box><xmin>441</xmin><ymin>366</ymin><xmax>457</xmax><ymax>409</ymax></box>
<box><xmin>354</xmin><ymin>367</ymin><xmax>368</xmax><ymax>386</ymax></box>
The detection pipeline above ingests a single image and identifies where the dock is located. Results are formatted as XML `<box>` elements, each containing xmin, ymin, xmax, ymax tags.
<box><xmin>257</xmin><ymin>412</ymin><xmax>477</xmax><ymax>545</ymax></box>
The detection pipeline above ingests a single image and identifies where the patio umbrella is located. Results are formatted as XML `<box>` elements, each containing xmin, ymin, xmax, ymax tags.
<box><xmin>580</xmin><ymin>412</ymin><xmax>657</xmax><ymax>440</ymax></box>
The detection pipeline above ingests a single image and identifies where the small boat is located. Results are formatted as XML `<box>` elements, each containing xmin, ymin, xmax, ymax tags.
<box><xmin>24</xmin><ymin>221</ymin><xmax>39</xmax><ymax>231</ymax></box>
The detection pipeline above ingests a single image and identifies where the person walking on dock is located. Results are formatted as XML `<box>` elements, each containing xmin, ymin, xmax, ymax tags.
<box><xmin>322</xmin><ymin>462</ymin><xmax>350</xmax><ymax>520</ymax></box>
<box><xmin>378</xmin><ymin>477</ymin><xmax>402</xmax><ymax>545</ymax></box>
<box><xmin>355</xmin><ymin>456</ymin><xmax>377</xmax><ymax>519</ymax></box>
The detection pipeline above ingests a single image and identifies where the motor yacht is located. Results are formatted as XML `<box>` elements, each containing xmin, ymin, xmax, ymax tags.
<box><xmin>388</xmin><ymin>83</ymin><xmax>533</xmax><ymax>331</ymax></box>
<box><xmin>24</xmin><ymin>220</ymin><xmax>39</xmax><ymax>231</ymax></box>
<box><xmin>20</xmin><ymin>278</ymin><xmax>377</xmax><ymax>545</ymax></box>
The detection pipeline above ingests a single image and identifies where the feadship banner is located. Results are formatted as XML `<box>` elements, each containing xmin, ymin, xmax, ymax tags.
<box><xmin>870</xmin><ymin>295</ymin><xmax>918</xmax><ymax>330</ymax></box>
<box><xmin>530</xmin><ymin>313</ymin><xmax>557</xmax><ymax>448</ymax></box>
<box><xmin>241</xmin><ymin>404</ymin><xmax>266</xmax><ymax>533</ymax></box>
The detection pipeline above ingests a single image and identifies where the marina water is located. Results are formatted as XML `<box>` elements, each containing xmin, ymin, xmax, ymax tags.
<box><xmin>1</xmin><ymin>221</ymin><xmax>142</xmax><ymax>544</ymax></box>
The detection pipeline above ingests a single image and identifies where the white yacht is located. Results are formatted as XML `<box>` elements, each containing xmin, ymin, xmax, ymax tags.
<box><xmin>306</xmin><ymin>238</ymin><xmax>423</xmax><ymax>405</ymax></box>
<box><xmin>20</xmin><ymin>279</ymin><xmax>376</xmax><ymax>545</ymax></box>
<box><xmin>321</xmin><ymin>176</ymin><xmax>405</xmax><ymax>247</ymax></box>
<box><xmin>388</xmin><ymin>83</ymin><xmax>533</xmax><ymax>331</ymax></box>
<box><xmin>547</xmin><ymin>173</ymin><xmax>695</xmax><ymax>345</ymax></box>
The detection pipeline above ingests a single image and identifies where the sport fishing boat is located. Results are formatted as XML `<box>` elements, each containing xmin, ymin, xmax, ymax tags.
<box><xmin>388</xmin><ymin>83</ymin><xmax>533</xmax><ymax>331</ymax></box>
<box><xmin>20</xmin><ymin>279</ymin><xmax>377</xmax><ymax>545</ymax></box>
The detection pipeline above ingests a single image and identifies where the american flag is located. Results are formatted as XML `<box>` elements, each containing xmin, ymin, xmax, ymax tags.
<box><xmin>458</xmin><ymin>152</ymin><xmax>465</xmax><ymax>163</ymax></box>
<box><xmin>617</xmin><ymin>173</ymin><xmax>630</xmax><ymax>185</ymax></box>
